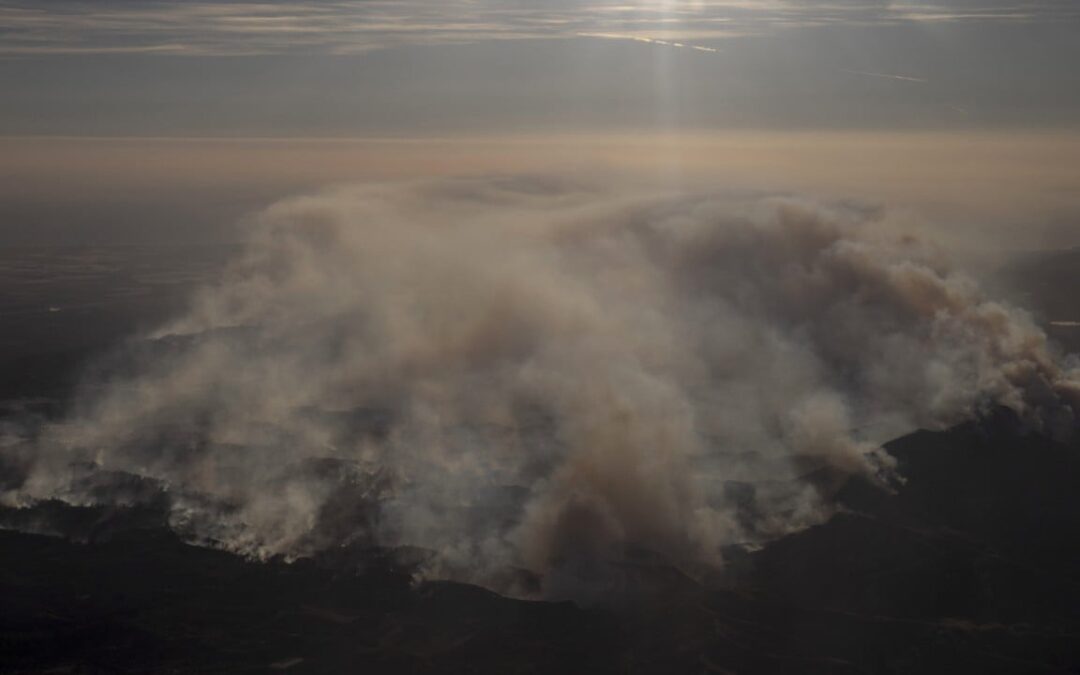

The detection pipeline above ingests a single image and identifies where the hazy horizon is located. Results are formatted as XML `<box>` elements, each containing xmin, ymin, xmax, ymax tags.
<box><xmin>5</xmin><ymin>0</ymin><xmax>1078</xmax><ymax>248</ymax></box>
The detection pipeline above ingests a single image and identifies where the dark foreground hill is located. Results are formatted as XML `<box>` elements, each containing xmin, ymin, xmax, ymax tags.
<box><xmin>3</xmin><ymin>409</ymin><xmax>1080</xmax><ymax>674</ymax></box>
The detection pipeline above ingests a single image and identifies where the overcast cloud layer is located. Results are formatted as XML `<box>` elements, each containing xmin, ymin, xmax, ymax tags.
<box><xmin>2</xmin><ymin>0</ymin><xmax>1078</xmax><ymax>55</ymax></box>
<box><xmin>4</xmin><ymin>1</ymin><xmax>1079</xmax><ymax>136</ymax></box>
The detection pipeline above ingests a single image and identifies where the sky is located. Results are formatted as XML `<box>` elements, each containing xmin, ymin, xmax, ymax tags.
<box><xmin>1</xmin><ymin>0</ymin><xmax>1079</xmax><ymax>246</ymax></box>
<box><xmin>2</xmin><ymin>0</ymin><xmax>1079</xmax><ymax>135</ymax></box>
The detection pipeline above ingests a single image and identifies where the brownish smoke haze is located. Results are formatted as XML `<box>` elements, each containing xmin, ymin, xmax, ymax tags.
<box><xmin>3</xmin><ymin>176</ymin><xmax>1078</xmax><ymax>597</ymax></box>
<box><xmin>4</xmin><ymin>133</ymin><xmax>1080</xmax><ymax>251</ymax></box>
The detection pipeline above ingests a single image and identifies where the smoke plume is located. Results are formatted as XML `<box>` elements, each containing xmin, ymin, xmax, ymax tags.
<box><xmin>2</xmin><ymin>176</ymin><xmax>1078</xmax><ymax>596</ymax></box>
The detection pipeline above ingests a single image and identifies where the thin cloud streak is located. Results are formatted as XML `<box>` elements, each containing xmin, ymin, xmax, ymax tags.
<box><xmin>842</xmin><ymin>69</ymin><xmax>928</xmax><ymax>83</ymax></box>
<box><xmin>578</xmin><ymin>32</ymin><xmax>720</xmax><ymax>53</ymax></box>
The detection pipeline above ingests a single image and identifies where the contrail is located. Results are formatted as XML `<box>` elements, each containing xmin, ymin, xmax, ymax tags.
<box><xmin>842</xmin><ymin>68</ymin><xmax>927</xmax><ymax>83</ymax></box>
<box><xmin>578</xmin><ymin>32</ymin><xmax>719</xmax><ymax>53</ymax></box>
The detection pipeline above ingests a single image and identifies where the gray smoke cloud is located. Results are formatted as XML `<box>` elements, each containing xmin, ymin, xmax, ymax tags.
<box><xmin>3</xmin><ymin>176</ymin><xmax>1078</xmax><ymax>596</ymax></box>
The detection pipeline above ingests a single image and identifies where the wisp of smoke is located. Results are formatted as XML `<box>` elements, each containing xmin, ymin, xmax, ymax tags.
<box><xmin>2</xmin><ymin>177</ymin><xmax>1078</xmax><ymax>596</ymax></box>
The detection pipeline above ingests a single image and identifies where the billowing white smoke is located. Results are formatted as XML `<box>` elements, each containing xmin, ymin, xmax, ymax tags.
<box><xmin>4</xmin><ymin>177</ymin><xmax>1078</xmax><ymax>594</ymax></box>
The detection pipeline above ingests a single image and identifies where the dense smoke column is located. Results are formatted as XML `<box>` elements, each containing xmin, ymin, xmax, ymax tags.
<box><xmin>2</xmin><ymin>177</ymin><xmax>1077</xmax><ymax>596</ymax></box>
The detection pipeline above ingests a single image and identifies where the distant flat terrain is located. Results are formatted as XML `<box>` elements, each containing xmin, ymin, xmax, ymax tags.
<box><xmin>0</xmin><ymin>244</ymin><xmax>235</xmax><ymax>404</ymax></box>
<box><xmin>1002</xmin><ymin>247</ymin><xmax>1080</xmax><ymax>355</ymax></box>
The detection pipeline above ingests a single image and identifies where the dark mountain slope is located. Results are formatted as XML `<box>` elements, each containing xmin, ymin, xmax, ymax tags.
<box><xmin>3</xmin><ymin>411</ymin><xmax>1080</xmax><ymax>674</ymax></box>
